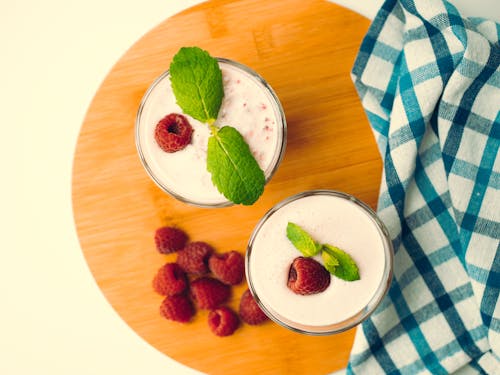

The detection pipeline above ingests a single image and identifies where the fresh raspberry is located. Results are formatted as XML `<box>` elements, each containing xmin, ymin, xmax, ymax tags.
<box><xmin>177</xmin><ymin>241</ymin><xmax>214</xmax><ymax>275</ymax></box>
<box><xmin>239</xmin><ymin>289</ymin><xmax>269</xmax><ymax>325</ymax></box>
<box><xmin>154</xmin><ymin>226</ymin><xmax>188</xmax><ymax>254</ymax></box>
<box><xmin>152</xmin><ymin>263</ymin><xmax>188</xmax><ymax>296</ymax></box>
<box><xmin>190</xmin><ymin>277</ymin><xmax>231</xmax><ymax>310</ymax></box>
<box><xmin>287</xmin><ymin>257</ymin><xmax>330</xmax><ymax>295</ymax></box>
<box><xmin>208</xmin><ymin>251</ymin><xmax>245</xmax><ymax>285</ymax></box>
<box><xmin>154</xmin><ymin>113</ymin><xmax>193</xmax><ymax>153</ymax></box>
<box><xmin>208</xmin><ymin>306</ymin><xmax>240</xmax><ymax>337</ymax></box>
<box><xmin>159</xmin><ymin>294</ymin><xmax>195</xmax><ymax>323</ymax></box>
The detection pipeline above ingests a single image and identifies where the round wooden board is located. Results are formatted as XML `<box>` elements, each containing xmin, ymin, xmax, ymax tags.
<box><xmin>72</xmin><ymin>1</ymin><xmax>376</xmax><ymax>374</ymax></box>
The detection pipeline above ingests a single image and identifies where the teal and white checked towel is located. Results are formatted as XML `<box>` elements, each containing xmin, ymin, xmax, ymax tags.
<box><xmin>347</xmin><ymin>0</ymin><xmax>499</xmax><ymax>373</ymax></box>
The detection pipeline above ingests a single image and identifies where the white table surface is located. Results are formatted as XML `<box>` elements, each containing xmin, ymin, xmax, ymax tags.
<box><xmin>3</xmin><ymin>1</ymin><xmax>496</xmax><ymax>374</ymax></box>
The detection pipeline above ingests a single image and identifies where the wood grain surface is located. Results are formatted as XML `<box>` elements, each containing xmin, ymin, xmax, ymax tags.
<box><xmin>72</xmin><ymin>1</ymin><xmax>375</xmax><ymax>374</ymax></box>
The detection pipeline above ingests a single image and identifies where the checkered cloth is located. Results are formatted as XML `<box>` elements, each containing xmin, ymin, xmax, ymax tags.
<box><xmin>347</xmin><ymin>0</ymin><xmax>500</xmax><ymax>374</ymax></box>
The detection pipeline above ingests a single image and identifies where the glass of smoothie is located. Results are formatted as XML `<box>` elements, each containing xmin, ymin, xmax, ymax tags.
<box><xmin>246</xmin><ymin>190</ymin><xmax>393</xmax><ymax>335</ymax></box>
<box><xmin>135</xmin><ymin>58</ymin><xmax>287</xmax><ymax>207</ymax></box>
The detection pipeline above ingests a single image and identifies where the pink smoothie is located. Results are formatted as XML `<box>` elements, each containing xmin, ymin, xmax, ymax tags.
<box><xmin>246</xmin><ymin>191</ymin><xmax>393</xmax><ymax>334</ymax></box>
<box><xmin>136</xmin><ymin>59</ymin><xmax>286</xmax><ymax>207</ymax></box>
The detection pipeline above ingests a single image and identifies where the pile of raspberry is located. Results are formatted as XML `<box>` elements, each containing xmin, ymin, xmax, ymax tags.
<box><xmin>152</xmin><ymin>226</ymin><xmax>269</xmax><ymax>337</ymax></box>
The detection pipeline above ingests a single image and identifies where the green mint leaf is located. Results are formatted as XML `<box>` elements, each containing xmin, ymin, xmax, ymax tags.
<box><xmin>207</xmin><ymin>126</ymin><xmax>265</xmax><ymax>205</ymax></box>
<box><xmin>169</xmin><ymin>46</ymin><xmax>223</xmax><ymax>124</ymax></box>
<box><xmin>321</xmin><ymin>250</ymin><xmax>339</xmax><ymax>274</ymax></box>
<box><xmin>286</xmin><ymin>222</ymin><xmax>321</xmax><ymax>257</ymax></box>
<box><xmin>321</xmin><ymin>244</ymin><xmax>360</xmax><ymax>281</ymax></box>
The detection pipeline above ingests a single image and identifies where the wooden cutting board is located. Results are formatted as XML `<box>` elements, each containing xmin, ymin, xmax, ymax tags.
<box><xmin>72</xmin><ymin>1</ymin><xmax>376</xmax><ymax>374</ymax></box>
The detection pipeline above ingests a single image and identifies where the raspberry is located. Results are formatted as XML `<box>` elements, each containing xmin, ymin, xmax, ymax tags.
<box><xmin>154</xmin><ymin>113</ymin><xmax>193</xmax><ymax>153</ymax></box>
<box><xmin>154</xmin><ymin>226</ymin><xmax>188</xmax><ymax>254</ymax></box>
<box><xmin>239</xmin><ymin>289</ymin><xmax>269</xmax><ymax>325</ymax></box>
<box><xmin>159</xmin><ymin>294</ymin><xmax>195</xmax><ymax>323</ymax></box>
<box><xmin>190</xmin><ymin>277</ymin><xmax>230</xmax><ymax>310</ymax></box>
<box><xmin>177</xmin><ymin>241</ymin><xmax>214</xmax><ymax>275</ymax></box>
<box><xmin>287</xmin><ymin>257</ymin><xmax>330</xmax><ymax>295</ymax></box>
<box><xmin>208</xmin><ymin>306</ymin><xmax>240</xmax><ymax>337</ymax></box>
<box><xmin>208</xmin><ymin>251</ymin><xmax>245</xmax><ymax>285</ymax></box>
<box><xmin>152</xmin><ymin>263</ymin><xmax>188</xmax><ymax>296</ymax></box>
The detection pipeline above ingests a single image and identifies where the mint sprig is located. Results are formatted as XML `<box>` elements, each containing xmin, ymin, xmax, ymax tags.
<box><xmin>286</xmin><ymin>222</ymin><xmax>321</xmax><ymax>257</ymax></box>
<box><xmin>169</xmin><ymin>47</ymin><xmax>265</xmax><ymax>205</ymax></box>
<box><xmin>207</xmin><ymin>126</ymin><xmax>265</xmax><ymax>205</ymax></box>
<box><xmin>286</xmin><ymin>222</ymin><xmax>360</xmax><ymax>281</ymax></box>
<box><xmin>170</xmin><ymin>47</ymin><xmax>223</xmax><ymax>124</ymax></box>
<box><xmin>322</xmin><ymin>244</ymin><xmax>360</xmax><ymax>281</ymax></box>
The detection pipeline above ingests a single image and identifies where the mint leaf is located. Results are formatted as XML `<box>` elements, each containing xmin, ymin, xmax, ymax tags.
<box><xmin>321</xmin><ymin>250</ymin><xmax>339</xmax><ymax>274</ymax></box>
<box><xmin>169</xmin><ymin>46</ymin><xmax>223</xmax><ymax>124</ymax></box>
<box><xmin>207</xmin><ymin>126</ymin><xmax>265</xmax><ymax>205</ymax></box>
<box><xmin>322</xmin><ymin>244</ymin><xmax>360</xmax><ymax>281</ymax></box>
<box><xmin>286</xmin><ymin>222</ymin><xmax>321</xmax><ymax>257</ymax></box>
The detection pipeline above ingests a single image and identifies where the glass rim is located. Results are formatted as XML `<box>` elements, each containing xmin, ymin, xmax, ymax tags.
<box><xmin>245</xmin><ymin>189</ymin><xmax>394</xmax><ymax>335</ymax></box>
<box><xmin>135</xmin><ymin>57</ymin><xmax>287</xmax><ymax>208</ymax></box>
